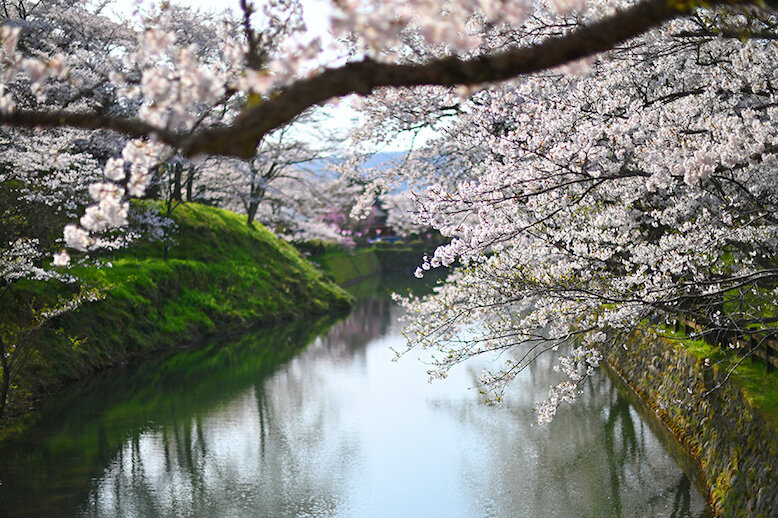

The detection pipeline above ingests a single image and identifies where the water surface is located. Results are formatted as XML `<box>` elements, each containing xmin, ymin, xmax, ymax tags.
<box><xmin>0</xmin><ymin>278</ymin><xmax>711</xmax><ymax>517</ymax></box>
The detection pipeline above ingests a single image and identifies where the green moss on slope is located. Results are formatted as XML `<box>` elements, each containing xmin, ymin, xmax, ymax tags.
<box><xmin>2</xmin><ymin>203</ymin><xmax>352</xmax><ymax>419</ymax></box>
<box><xmin>658</xmin><ymin>325</ymin><xmax>778</xmax><ymax>428</ymax></box>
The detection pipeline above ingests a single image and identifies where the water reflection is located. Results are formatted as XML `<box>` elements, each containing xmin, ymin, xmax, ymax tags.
<box><xmin>399</xmin><ymin>322</ymin><xmax>712</xmax><ymax>518</ymax></box>
<box><xmin>0</xmin><ymin>284</ymin><xmax>710</xmax><ymax>517</ymax></box>
<box><xmin>0</xmin><ymin>315</ymin><xmax>341</xmax><ymax>518</ymax></box>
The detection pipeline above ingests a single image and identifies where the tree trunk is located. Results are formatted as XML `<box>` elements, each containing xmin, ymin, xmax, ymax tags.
<box><xmin>0</xmin><ymin>337</ymin><xmax>9</xmax><ymax>420</ymax></box>
<box><xmin>185</xmin><ymin>171</ymin><xmax>194</xmax><ymax>202</ymax></box>
<box><xmin>172</xmin><ymin>165</ymin><xmax>183</xmax><ymax>201</ymax></box>
<box><xmin>246</xmin><ymin>186</ymin><xmax>264</xmax><ymax>226</ymax></box>
<box><xmin>163</xmin><ymin>196</ymin><xmax>173</xmax><ymax>261</ymax></box>
<box><xmin>0</xmin><ymin>372</ymin><xmax>8</xmax><ymax>420</ymax></box>
<box><xmin>247</xmin><ymin>200</ymin><xmax>259</xmax><ymax>225</ymax></box>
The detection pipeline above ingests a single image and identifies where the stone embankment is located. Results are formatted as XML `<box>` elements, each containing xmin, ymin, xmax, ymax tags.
<box><xmin>607</xmin><ymin>330</ymin><xmax>778</xmax><ymax>517</ymax></box>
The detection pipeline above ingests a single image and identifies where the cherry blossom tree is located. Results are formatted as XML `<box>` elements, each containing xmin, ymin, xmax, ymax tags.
<box><xmin>362</xmin><ymin>5</ymin><xmax>778</xmax><ymax>421</ymax></box>
<box><xmin>0</xmin><ymin>0</ymin><xmax>771</xmax><ymax>264</ymax></box>
<box><xmin>200</xmin><ymin>110</ymin><xmax>345</xmax><ymax>226</ymax></box>
<box><xmin>200</xmin><ymin>151</ymin><xmax>358</xmax><ymax>242</ymax></box>
<box><xmin>2</xmin><ymin>0</ymin><xmax>778</xmax><ymax>421</ymax></box>
<box><xmin>0</xmin><ymin>0</ymin><xmax>149</xmax><ymax>417</ymax></box>
<box><xmin>3</xmin><ymin>0</ymin><xmax>773</xmax><ymax>155</ymax></box>
<box><xmin>0</xmin><ymin>125</ymin><xmax>118</xmax><ymax>417</ymax></box>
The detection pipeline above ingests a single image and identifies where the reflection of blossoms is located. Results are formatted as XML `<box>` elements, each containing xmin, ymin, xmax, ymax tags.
<box><xmin>314</xmin><ymin>296</ymin><xmax>395</xmax><ymax>361</ymax></box>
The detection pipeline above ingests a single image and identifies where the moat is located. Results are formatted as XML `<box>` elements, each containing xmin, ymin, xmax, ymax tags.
<box><xmin>0</xmin><ymin>279</ymin><xmax>711</xmax><ymax>517</ymax></box>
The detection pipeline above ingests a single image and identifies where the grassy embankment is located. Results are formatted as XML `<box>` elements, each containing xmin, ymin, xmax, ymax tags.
<box><xmin>661</xmin><ymin>325</ymin><xmax>778</xmax><ymax>427</ymax></box>
<box><xmin>675</xmin><ymin>266</ymin><xmax>778</xmax><ymax>425</ymax></box>
<box><xmin>308</xmin><ymin>241</ymin><xmax>435</xmax><ymax>286</ymax></box>
<box><xmin>645</xmin><ymin>275</ymin><xmax>778</xmax><ymax>426</ymax></box>
<box><xmin>1</xmin><ymin>203</ymin><xmax>352</xmax><ymax>422</ymax></box>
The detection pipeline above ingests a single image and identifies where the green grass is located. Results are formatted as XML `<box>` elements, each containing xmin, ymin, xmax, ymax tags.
<box><xmin>1</xmin><ymin>203</ymin><xmax>352</xmax><ymax>421</ymax></box>
<box><xmin>313</xmin><ymin>248</ymin><xmax>383</xmax><ymax>285</ymax></box>
<box><xmin>658</xmin><ymin>324</ymin><xmax>778</xmax><ymax>427</ymax></box>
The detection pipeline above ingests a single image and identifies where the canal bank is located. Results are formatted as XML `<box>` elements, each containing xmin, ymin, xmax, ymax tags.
<box><xmin>310</xmin><ymin>244</ymin><xmax>434</xmax><ymax>287</ymax></box>
<box><xmin>0</xmin><ymin>203</ymin><xmax>352</xmax><ymax>428</ymax></box>
<box><xmin>606</xmin><ymin>328</ymin><xmax>778</xmax><ymax>517</ymax></box>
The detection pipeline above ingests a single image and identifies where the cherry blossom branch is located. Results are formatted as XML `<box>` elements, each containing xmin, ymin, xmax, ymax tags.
<box><xmin>673</xmin><ymin>29</ymin><xmax>778</xmax><ymax>39</ymax></box>
<box><xmin>186</xmin><ymin>0</ymin><xmax>702</xmax><ymax>158</ymax></box>
<box><xmin>1</xmin><ymin>0</ymin><xmax>765</xmax><ymax>159</ymax></box>
<box><xmin>0</xmin><ymin>108</ymin><xmax>177</xmax><ymax>145</ymax></box>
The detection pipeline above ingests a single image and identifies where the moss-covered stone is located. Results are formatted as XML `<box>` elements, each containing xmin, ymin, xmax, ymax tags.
<box><xmin>607</xmin><ymin>329</ymin><xmax>778</xmax><ymax>517</ymax></box>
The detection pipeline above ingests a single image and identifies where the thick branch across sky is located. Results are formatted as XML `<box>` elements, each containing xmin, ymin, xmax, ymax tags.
<box><xmin>0</xmin><ymin>0</ymin><xmax>767</xmax><ymax>158</ymax></box>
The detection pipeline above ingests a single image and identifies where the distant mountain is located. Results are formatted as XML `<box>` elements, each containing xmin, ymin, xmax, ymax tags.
<box><xmin>361</xmin><ymin>151</ymin><xmax>411</xmax><ymax>169</ymax></box>
<box><xmin>299</xmin><ymin>151</ymin><xmax>412</xmax><ymax>178</ymax></box>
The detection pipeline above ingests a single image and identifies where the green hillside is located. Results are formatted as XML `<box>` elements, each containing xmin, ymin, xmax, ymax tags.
<box><xmin>1</xmin><ymin>203</ymin><xmax>352</xmax><ymax>422</ymax></box>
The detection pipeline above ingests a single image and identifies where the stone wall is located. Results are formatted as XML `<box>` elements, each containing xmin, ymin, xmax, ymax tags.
<box><xmin>606</xmin><ymin>330</ymin><xmax>778</xmax><ymax>517</ymax></box>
